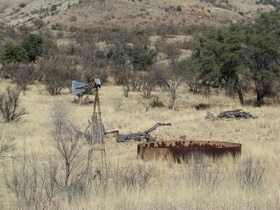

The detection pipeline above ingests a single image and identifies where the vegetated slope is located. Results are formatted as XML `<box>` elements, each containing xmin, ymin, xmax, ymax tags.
<box><xmin>0</xmin><ymin>0</ymin><xmax>275</xmax><ymax>29</ymax></box>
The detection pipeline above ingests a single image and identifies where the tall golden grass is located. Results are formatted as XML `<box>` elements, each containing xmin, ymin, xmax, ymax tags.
<box><xmin>0</xmin><ymin>78</ymin><xmax>279</xmax><ymax>209</ymax></box>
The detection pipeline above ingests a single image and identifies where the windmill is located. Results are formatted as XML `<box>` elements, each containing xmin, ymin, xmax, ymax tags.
<box><xmin>72</xmin><ymin>79</ymin><xmax>107</xmax><ymax>187</ymax></box>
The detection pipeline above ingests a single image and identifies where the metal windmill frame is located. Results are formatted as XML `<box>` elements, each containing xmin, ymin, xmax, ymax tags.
<box><xmin>72</xmin><ymin>79</ymin><xmax>107</xmax><ymax>187</ymax></box>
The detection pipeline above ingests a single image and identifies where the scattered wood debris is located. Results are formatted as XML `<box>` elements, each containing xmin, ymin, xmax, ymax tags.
<box><xmin>205</xmin><ymin>109</ymin><xmax>257</xmax><ymax>120</ymax></box>
<box><xmin>116</xmin><ymin>123</ymin><xmax>171</xmax><ymax>143</ymax></box>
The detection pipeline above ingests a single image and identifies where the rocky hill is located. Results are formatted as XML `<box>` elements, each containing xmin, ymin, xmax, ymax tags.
<box><xmin>0</xmin><ymin>0</ymin><xmax>276</xmax><ymax>30</ymax></box>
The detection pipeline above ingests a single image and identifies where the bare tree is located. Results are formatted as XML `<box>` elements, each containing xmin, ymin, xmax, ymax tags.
<box><xmin>4</xmin><ymin>149</ymin><xmax>44</xmax><ymax>209</ymax></box>
<box><xmin>49</xmin><ymin>99</ymin><xmax>89</xmax><ymax>204</ymax></box>
<box><xmin>3</xmin><ymin>100</ymin><xmax>89</xmax><ymax>209</ymax></box>
<box><xmin>51</xmin><ymin>127</ymin><xmax>88</xmax><ymax>203</ymax></box>
<box><xmin>0</xmin><ymin>86</ymin><xmax>27</xmax><ymax>122</ymax></box>
<box><xmin>3</xmin><ymin>63</ymin><xmax>38</xmax><ymax>93</ymax></box>
<box><xmin>154</xmin><ymin>40</ymin><xmax>191</xmax><ymax>110</ymax></box>
<box><xmin>154</xmin><ymin>51</ymin><xmax>189</xmax><ymax>109</ymax></box>
<box><xmin>39</xmin><ymin>55</ymin><xmax>75</xmax><ymax>95</ymax></box>
<box><xmin>110</xmin><ymin>63</ymin><xmax>133</xmax><ymax>97</ymax></box>
<box><xmin>79</xmin><ymin>43</ymin><xmax>109</xmax><ymax>84</ymax></box>
<box><xmin>142</xmin><ymin>66</ymin><xmax>157</xmax><ymax>99</ymax></box>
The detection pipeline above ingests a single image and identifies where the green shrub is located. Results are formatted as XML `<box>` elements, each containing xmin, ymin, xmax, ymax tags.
<box><xmin>126</xmin><ymin>45</ymin><xmax>156</xmax><ymax>70</ymax></box>
<box><xmin>21</xmin><ymin>33</ymin><xmax>43</xmax><ymax>62</ymax></box>
<box><xmin>176</xmin><ymin>5</ymin><xmax>182</xmax><ymax>11</ymax></box>
<box><xmin>70</xmin><ymin>15</ymin><xmax>77</xmax><ymax>21</ymax></box>
<box><xmin>51</xmin><ymin>23</ymin><xmax>63</xmax><ymax>30</ymax></box>
<box><xmin>19</xmin><ymin>3</ymin><xmax>26</xmax><ymax>8</ymax></box>
<box><xmin>50</xmin><ymin>5</ymin><xmax>57</xmax><ymax>12</ymax></box>
<box><xmin>111</xmin><ymin>27</ymin><xmax>121</xmax><ymax>32</ymax></box>
<box><xmin>0</xmin><ymin>42</ymin><xmax>29</xmax><ymax>63</ymax></box>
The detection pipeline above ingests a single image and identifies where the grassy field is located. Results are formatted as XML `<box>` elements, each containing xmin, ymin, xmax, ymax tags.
<box><xmin>0</xmin><ymin>77</ymin><xmax>279</xmax><ymax>209</ymax></box>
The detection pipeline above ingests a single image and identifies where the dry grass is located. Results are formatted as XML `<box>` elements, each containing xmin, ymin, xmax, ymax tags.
<box><xmin>0</xmin><ymin>77</ymin><xmax>280</xmax><ymax>209</ymax></box>
<box><xmin>0</xmin><ymin>1</ymin><xmax>279</xmax><ymax>208</ymax></box>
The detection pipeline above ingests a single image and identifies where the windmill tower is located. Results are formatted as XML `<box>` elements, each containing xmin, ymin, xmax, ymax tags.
<box><xmin>72</xmin><ymin>79</ymin><xmax>107</xmax><ymax>187</ymax></box>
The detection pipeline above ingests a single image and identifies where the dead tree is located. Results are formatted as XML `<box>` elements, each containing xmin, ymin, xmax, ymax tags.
<box><xmin>116</xmin><ymin>123</ymin><xmax>171</xmax><ymax>143</ymax></box>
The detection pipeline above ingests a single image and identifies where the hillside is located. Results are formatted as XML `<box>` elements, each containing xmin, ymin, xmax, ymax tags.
<box><xmin>0</xmin><ymin>0</ymin><xmax>276</xmax><ymax>30</ymax></box>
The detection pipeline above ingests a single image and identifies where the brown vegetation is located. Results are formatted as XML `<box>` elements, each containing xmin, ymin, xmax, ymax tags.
<box><xmin>0</xmin><ymin>0</ymin><xmax>279</xmax><ymax>209</ymax></box>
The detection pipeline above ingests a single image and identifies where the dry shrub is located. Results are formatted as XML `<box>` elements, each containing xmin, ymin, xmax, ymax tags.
<box><xmin>0</xmin><ymin>85</ymin><xmax>27</xmax><ymax>122</ymax></box>
<box><xmin>185</xmin><ymin>157</ymin><xmax>225</xmax><ymax>191</ymax></box>
<box><xmin>2</xmin><ymin>63</ymin><xmax>38</xmax><ymax>92</ymax></box>
<box><xmin>0</xmin><ymin>131</ymin><xmax>15</xmax><ymax>160</ymax></box>
<box><xmin>236</xmin><ymin>155</ymin><xmax>265</xmax><ymax>189</ymax></box>
<box><xmin>108</xmin><ymin>161</ymin><xmax>153</xmax><ymax>191</ymax></box>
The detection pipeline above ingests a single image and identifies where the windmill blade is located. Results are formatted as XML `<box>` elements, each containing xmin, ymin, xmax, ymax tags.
<box><xmin>72</xmin><ymin>80</ymin><xmax>86</xmax><ymax>95</ymax></box>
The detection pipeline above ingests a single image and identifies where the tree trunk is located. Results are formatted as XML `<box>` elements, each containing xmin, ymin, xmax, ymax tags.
<box><xmin>123</xmin><ymin>86</ymin><xmax>129</xmax><ymax>97</ymax></box>
<box><xmin>255</xmin><ymin>76</ymin><xmax>267</xmax><ymax>107</ymax></box>
<box><xmin>169</xmin><ymin>86</ymin><xmax>177</xmax><ymax>110</ymax></box>
<box><xmin>256</xmin><ymin>92</ymin><xmax>265</xmax><ymax>107</ymax></box>
<box><xmin>233</xmin><ymin>74</ymin><xmax>244</xmax><ymax>106</ymax></box>
<box><xmin>237</xmin><ymin>87</ymin><xmax>244</xmax><ymax>106</ymax></box>
<box><xmin>170</xmin><ymin>99</ymin><xmax>175</xmax><ymax>111</ymax></box>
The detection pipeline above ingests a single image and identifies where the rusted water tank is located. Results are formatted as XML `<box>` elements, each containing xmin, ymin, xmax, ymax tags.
<box><xmin>137</xmin><ymin>140</ymin><xmax>241</xmax><ymax>163</ymax></box>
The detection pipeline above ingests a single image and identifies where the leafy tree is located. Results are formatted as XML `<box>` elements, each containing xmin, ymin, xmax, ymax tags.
<box><xmin>241</xmin><ymin>11</ymin><xmax>280</xmax><ymax>106</ymax></box>
<box><xmin>191</xmin><ymin>11</ymin><xmax>280</xmax><ymax>106</ymax></box>
<box><xmin>191</xmin><ymin>25</ymin><xmax>247</xmax><ymax>105</ymax></box>
<box><xmin>0</xmin><ymin>42</ymin><xmax>29</xmax><ymax>63</ymax></box>
<box><xmin>242</xmin><ymin>31</ymin><xmax>280</xmax><ymax>106</ymax></box>
<box><xmin>254</xmin><ymin>11</ymin><xmax>280</xmax><ymax>35</ymax></box>
<box><xmin>107</xmin><ymin>44</ymin><xmax>156</xmax><ymax>71</ymax></box>
<box><xmin>21</xmin><ymin>33</ymin><xmax>43</xmax><ymax>62</ymax></box>
<box><xmin>126</xmin><ymin>45</ymin><xmax>156</xmax><ymax>70</ymax></box>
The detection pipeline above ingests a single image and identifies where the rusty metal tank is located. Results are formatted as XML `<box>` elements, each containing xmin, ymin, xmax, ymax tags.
<box><xmin>137</xmin><ymin>140</ymin><xmax>241</xmax><ymax>163</ymax></box>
